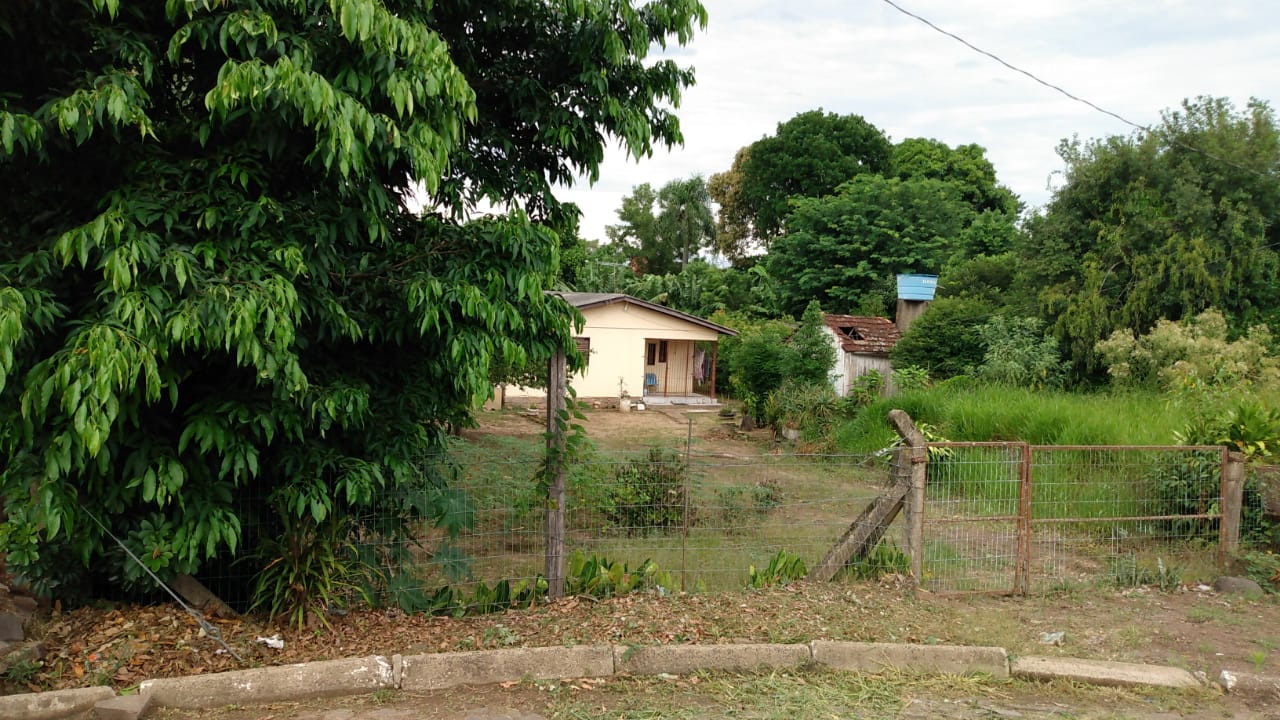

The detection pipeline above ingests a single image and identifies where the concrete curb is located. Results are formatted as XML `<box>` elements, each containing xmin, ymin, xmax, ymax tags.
<box><xmin>811</xmin><ymin>641</ymin><xmax>1010</xmax><ymax>678</ymax></box>
<box><xmin>0</xmin><ymin>686</ymin><xmax>114</xmax><ymax>720</ymax></box>
<box><xmin>3</xmin><ymin>641</ymin><xmax>1231</xmax><ymax>718</ymax></box>
<box><xmin>614</xmin><ymin>643</ymin><xmax>809</xmax><ymax>676</ymax></box>
<box><xmin>1218</xmin><ymin>669</ymin><xmax>1280</xmax><ymax>703</ymax></box>
<box><xmin>139</xmin><ymin>654</ymin><xmax>394</xmax><ymax>709</ymax></box>
<box><xmin>1012</xmin><ymin>655</ymin><xmax>1202</xmax><ymax>689</ymax></box>
<box><xmin>400</xmin><ymin>645</ymin><xmax>614</xmax><ymax>691</ymax></box>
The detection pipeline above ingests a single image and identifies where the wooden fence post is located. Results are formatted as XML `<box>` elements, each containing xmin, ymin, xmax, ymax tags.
<box><xmin>887</xmin><ymin>410</ymin><xmax>928</xmax><ymax>587</ymax></box>
<box><xmin>544</xmin><ymin>349</ymin><xmax>568</xmax><ymax>599</ymax></box>
<box><xmin>907</xmin><ymin>446</ymin><xmax>927</xmax><ymax>585</ymax></box>
<box><xmin>1220</xmin><ymin>450</ymin><xmax>1245</xmax><ymax>568</ymax></box>
<box><xmin>806</xmin><ymin>410</ymin><xmax>920</xmax><ymax>583</ymax></box>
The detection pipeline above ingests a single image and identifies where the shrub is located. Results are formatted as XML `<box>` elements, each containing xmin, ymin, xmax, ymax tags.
<box><xmin>1146</xmin><ymin>453</ymin><xmax>1222</xmax><ymax>536</ymax></box>
<box><xmin>789</xmin><ymin>300</ymin><xmax>836</xmax><ymax>386</ymax></box>
<box><xmin>973</xmin><ymin>316</ymin><xmax>1065</xmax><ymax>389</ymax></box>
<box><xmin>889</xmin><ymin>296</ymin><xmax>990</xmax><ymax>379</ymax></box>
<box><xmin>250</xmin><ymin>510</ymin><xmax>371</xmax><ymax>630</ymax></box>
<box><xmin>846</xmin><ymin>370</ymin><xmax>885</xmax><ymax>408</ymax></box>
<box><xmin>724</xmin><ymin>302</ymin><xmax>834</xmax><ymax>423</ymax></box>
<box><xmin>1096</xmin><ymin>309</ymin><xmax>1279</xmax><ymax>392</ymax></box>
<box><xmin>1239</xmin><ymin>551</ymin><xmax>1280</xmax><ymax>593</ymax></box>
<box><xmin>892</xmin><ymin>365</ymin><xmax>930</xmax><ymax>393</ymax></box>
<box><xmin>748</xmin><ymin>549</ymin><xmax>807</xmax><ymax>588</ymax></box>
<box><xmin>843</xmin><ymin>541</ymin><xmax>910</xmax><ymax>580</ymax></box>
<box><xmin>603</xmin><ymin>448</ymin><xmax>689</xmax><ymax>533</ymax></box>
<box><xmin>716</xmin><ymin>479</ymin><xmax>783</xmax><ymax>528</ymax></box>
<box><xmin>764</xmin><ymin>379</ymin><xmax>839</xmax><ymax>438</ymax></box>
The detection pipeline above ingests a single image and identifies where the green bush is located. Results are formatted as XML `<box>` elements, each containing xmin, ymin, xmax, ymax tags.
<box><xmin>973</xmin><ymin>316</ymin><xmax>1065</xmax><ymax>389</ymax></box>
<box><xmin>1145</xmin><ymin>453</ymin><xmax>1223</xmax><ymax>536</ymax></box>
<box><xmin>889</xmin><ymin>296</ymin><xmax>990</xmax><ymax>379</ymax></box>
<box><xmin>1096</xmin><ymin>310</ymin><xmax>1279</xmax><ymax>392</ymax></box>
<box><xmin>892</xmin><ymin>365</ymin><xmax>931</xmax><ymax>393</ymax></box>
<box><xmin>250</xmin><ymin>510</ymin><xmax>371</xmax><ymax>630</ymax></box>
<box><xmin>716</xmin><ymin>479</ymin><xmax>783</xmax><ymax>528</ymax></box>
<box><xmin>603</xmin><ymin>448</ymin><xmax>689</xmax><ymax>533</ymax></box>
<box><xmin>843</xmin><ymin>541</ymin><xmax>910</xmax><ymax>580</ymax></box>
<box><xmin>1240</xmin><ymin>551</ymin><xmax>1280</xmax><ymax>593</ymax></box>
<box><xmin>845</xmin><ymin>370</ymin><xmax>885</xmax><ymax>408</ymax></box>
<box><xmin>724</xmin><ymin>301</ymin><xmax>834</xmax><ymax>423</ymax></box>
<box><xmin>748</xmin><ymin>549</ymin><xmax>807</xmax><ymax>588</ymax></box>
<box><xmin>765</xmin><ymin>379</ymin><xmax>839</xmax><ymax>438</ymax></box>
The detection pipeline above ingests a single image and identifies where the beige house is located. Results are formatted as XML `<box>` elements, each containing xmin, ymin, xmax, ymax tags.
<box><xmin>503</xmin><ymin>293</ymin><xmax>737</xmax><ymax>406</ymax></box>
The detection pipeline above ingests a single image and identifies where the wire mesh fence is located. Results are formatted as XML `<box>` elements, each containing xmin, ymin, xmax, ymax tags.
<box><xmin>917</xmin><ymin>443</ymin><xmax>1025</xmax><ymax>595</ymax></box>
<box><xmin>386</xmin><ymin>442</ymin><xmax>902</xmax><ymax>608</ymax></box>
<box><xmin>918</xmin><ymin>443</ymin><xmax>1244</xmax><ymax>595</ymax></box>
<box><xmin>175</xmin><ymin>432</ymin><xmax>1268</xmax><ymax>615</ymax></box>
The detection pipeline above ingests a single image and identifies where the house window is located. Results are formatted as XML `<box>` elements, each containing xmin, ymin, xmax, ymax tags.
<box><xmin>646</xmin><ymin>342</ymin><xmax>656</xmax><ymax>366</ymax></box>
<box><xmin>658</xmin><ymin>340</ymin><xmax>668</xmax><ymax>363</ymax></box>
<box><xmin>574</xmin><ymin>337</ymin><xmax>590</xmax><ymax>366</ymax></box>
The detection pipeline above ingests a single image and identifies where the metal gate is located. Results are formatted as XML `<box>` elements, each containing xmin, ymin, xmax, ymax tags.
<box><xmin>916</xmin><ymin>443</ymin><xmax>1238</xmax><ymax>595</ymax></box>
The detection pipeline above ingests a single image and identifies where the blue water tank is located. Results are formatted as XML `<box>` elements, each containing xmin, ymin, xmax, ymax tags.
<box><xmin>896</xmin><ymin>274</ymin><xmax>938</xmax><ymax>301</ymax></box>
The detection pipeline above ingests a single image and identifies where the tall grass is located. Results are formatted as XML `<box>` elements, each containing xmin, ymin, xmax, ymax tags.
<box><xmin>834</xmin><ymin>385</ymin><xmax>1190</xmax><ymax>452</ymax></box>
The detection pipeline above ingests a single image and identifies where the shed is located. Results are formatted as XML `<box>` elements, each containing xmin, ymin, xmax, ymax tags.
<box><xmin>822</xmin><ymin>314</ymin><xmax>901</xmax><ymax>397</ymax></box>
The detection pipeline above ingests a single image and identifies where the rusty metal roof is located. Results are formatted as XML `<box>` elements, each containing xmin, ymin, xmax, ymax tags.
<box><xmin>823</xmin><ymin>314</ymin><xmax>900</xmax><ymax>355</ymax></box>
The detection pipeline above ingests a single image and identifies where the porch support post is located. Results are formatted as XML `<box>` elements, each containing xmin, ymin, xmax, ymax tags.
<box><xmin>709</xmin><ymin>343</ymin><xmax>719</xmax><ymax>401</ymax></box>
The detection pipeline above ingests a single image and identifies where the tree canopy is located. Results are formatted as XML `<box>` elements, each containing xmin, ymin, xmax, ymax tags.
<box><xmin>1021</xmin><ymin>97</ymin><xmax>1280</xmax><ymax>379</ymax></box>
<box><xmin>766</xmin><ymin>175</ymin><xmax>976</xmax><ymax>316</ymax></box>
<box><xmin>891</xmin><ymin>138</ymin><xmax>1019</xmax><ymax>217</ymax></box>
<box><xmin>606</xmin><ymin>175</ymin><xmax>715</xmax><ymax>275</ymax></box>
<box><xmin>708</xmin><ymin>110</ymin><xmax>892</xmax><ymax>256</ymax></box>
<box><xmin>0</xmin><ymin>0</ymin><xmax>707</xmax><ymax>601</ymax></box>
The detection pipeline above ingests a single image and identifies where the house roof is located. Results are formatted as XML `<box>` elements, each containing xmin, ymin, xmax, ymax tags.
<box><xmin>823</xmin><ymin>314</ymin><xmax>900</xmax><ymax>355</ymax></box>
<box><xmin>552</xmin><ymin>292</ymin><xmax>738</xmax><ymax>336</ymax></box>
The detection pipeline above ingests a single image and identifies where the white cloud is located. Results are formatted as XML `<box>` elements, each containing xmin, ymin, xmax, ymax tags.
<box><xmin>558</xmin><ymin>0</ymin><xmax>1280</xmax><ymax>242</ymax></box>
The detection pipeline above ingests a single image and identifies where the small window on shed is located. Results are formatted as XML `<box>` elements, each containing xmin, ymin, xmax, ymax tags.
<box><xmin>838</xmin><ymin>326</ymin><xmax>863</xmax><ymax>341</ymax></box>
<box><xmin>574</xmin><ymin>337</ymin><xmax>590</xmax><ymax>366</ymax></box>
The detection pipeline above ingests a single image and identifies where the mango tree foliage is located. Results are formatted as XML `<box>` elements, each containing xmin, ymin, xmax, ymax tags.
<box><xmin>1022</xmin><ymin>97</ymin><xmax>1280</xmax><ymax>380</ymax></box>
<box><xmin>0</xmin><ymin>0</ymin><xmax>706</xmax><ymax>598</ymax></box>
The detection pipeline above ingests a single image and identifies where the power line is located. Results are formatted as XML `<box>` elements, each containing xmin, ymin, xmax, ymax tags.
<box><xmin>877</xmin><ymin>0</ymin><xmax>1274</xmax><ymax>181</ymax></box>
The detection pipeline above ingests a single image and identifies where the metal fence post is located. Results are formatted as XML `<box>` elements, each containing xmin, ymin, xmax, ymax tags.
<box><xmin>1220</xmin><ymin>450</ymin><xmax>1245</xmax><ymax>568</ymax></box>
<box><xmin>544</xmin><ymin>349</ymin><xmax>568</xmax><ymax>599</ymax></box>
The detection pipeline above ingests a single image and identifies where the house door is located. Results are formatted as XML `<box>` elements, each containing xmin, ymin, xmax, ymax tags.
<box><xmin>644</xmin><ymin>340</ymin><xmax>667</xmax><ymax>395</ymax></box>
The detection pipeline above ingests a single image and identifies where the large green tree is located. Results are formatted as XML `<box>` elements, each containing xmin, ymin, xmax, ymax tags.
<box><xmin>1022</xmin><ymin>97</ymin><xmax>1280</xmax><ymax>380</ymax></box>
<box><xmin>709</xmin><ymin>110</ymin><xmax>892</xmax><ymax>255</ymax></box>
<box><xmin>766</xmin><ymin>175</ymin><xmax>975</xmax><ymax>316</ymax></box>
<box><xmin>891</xmin><ymin>138</ymin><xmax>1019</xmax><ymax>218</ymax></box>
<box><xmin>0</xmin><ymin>0</ymin><xmax>706</xmax><ymax>600</ymax></box>
<box><xmin>606</xmin><ymin>175</ymin><xmax>714</xmax><ymax>275</ymax></box>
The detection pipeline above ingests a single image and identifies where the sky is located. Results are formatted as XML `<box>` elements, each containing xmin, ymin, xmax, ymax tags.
<box><xmin>556</xmin><ymin>0</ymin><xmax>1280</xmax><ymax>243</ymax></box>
